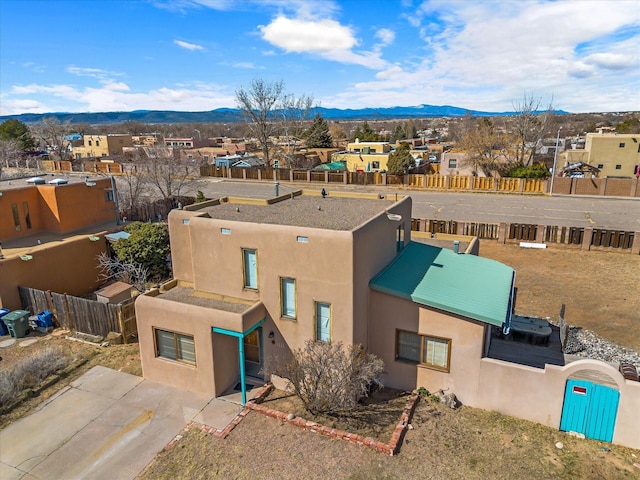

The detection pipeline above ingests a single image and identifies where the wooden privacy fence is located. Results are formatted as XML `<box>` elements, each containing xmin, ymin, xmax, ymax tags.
<box><xmin>411</xmin><ymin>218</ymin><xmax>638</xmax><ymax>253</ymax></box>
<box><xmin>18</xmin><ymin>286</ymin><xmax>137</xmax><ymax>342</ymax></box>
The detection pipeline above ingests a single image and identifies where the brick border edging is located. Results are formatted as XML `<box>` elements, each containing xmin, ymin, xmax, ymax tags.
<box><xmin>245</xmin><ymin>386</ymin><xmax>419</xmax><ymax>456</ymax></box>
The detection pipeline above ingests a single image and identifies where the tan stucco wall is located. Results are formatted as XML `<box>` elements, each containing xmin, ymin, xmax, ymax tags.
<box><xmin>0</xmin><ymin>235</ymin><xmax>108</xmax><ymax>309</ymax></box>
<box><xmin>584</xmin><ymin>134</ymin><xmax>640</xmax><ymax>178</ymax></box>
<box><xmin>368</xmin><ymin>290</ymin><xmax>487</xmax><ymax>404</ymax></box>
<box><xmin>136</xmin><ymin>294</ymin><xmax>240</xmax><ymax>396</ymax></box>
<box><xmin>352</xmin><ymin>196</ymin><xmax>412</xmax><ymax>347</ymax></box>
<box><xmin>475</xmin><ymin>358</ymin><xmax>640</xmax><ymax>450</ymax></box>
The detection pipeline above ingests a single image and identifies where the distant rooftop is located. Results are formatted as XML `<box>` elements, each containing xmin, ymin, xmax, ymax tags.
<box><xmin>198</xmin><ymin>192</ymin><xmax>398</xmax><ymax>231</ymax></box>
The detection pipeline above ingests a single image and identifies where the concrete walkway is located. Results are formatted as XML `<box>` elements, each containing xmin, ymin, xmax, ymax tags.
<box><xmin>0</xmin><ymin>366</ymin><xmax>252</xmax><ymax>480</ymax></box>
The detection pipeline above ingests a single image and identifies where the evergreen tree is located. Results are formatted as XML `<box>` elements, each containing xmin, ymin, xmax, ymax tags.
<box><xmin>387</xmin><ymin>142</ymin><xmax>415</xmax><ymax>175</ymax></box>
<box><xmin>304</xmin><ymin>114</ymin><xmax>333</xmax><ymax>148</ymax></box>
<box><xmin>0</xmin><ymin>119</ymin><xmax>35</xmax><ymax>151</ymax></box>
<box><xmin>112</xmin><ymin>222</ymin><xmax>171</xmax><ymax>282</ymax></box>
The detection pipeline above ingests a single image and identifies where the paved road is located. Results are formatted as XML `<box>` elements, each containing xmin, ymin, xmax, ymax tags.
<box><xmin>189</xmin><ymin>179</ymin><xmax>640</xmax><ymax>231</ymax></box>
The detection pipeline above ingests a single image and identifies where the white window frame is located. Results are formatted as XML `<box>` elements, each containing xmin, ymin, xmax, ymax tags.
<box><xmin>242</xmin><ymin>248</ymin><xmax>258</xmax><ymax>290</ymax></box>
<box><xmin>315</xmin><ymin>301</ymin><xmax>331</xmax><ymax>343</ymax></box>
<box><xmin>280</xmin><ymin>277</ymin><xmax>296</xmax><ymax>319</ymax></box>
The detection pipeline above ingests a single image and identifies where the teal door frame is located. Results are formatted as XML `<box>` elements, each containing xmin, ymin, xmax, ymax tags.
<box><xmin>212</xmin><ymin>318</ymin><xmax>265</xmax><ymax>405</ymax></box>
<box><xmin>560</xmin><ymin>379</ymin><xmax>620</xmax><ymax>442</ymax></box>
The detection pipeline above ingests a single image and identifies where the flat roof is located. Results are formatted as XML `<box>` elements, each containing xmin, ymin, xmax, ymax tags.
<box><xmin>199</xmin><ymin>193</ymin><xmax>397</xmax><ymax>231</ymax></box>
<box><xmin>370</xmin><ymin>241</ymin><xmax>514</xmax><ymax>326</ymax></box>
<box><xmin>0</xmin><ymin>174</ymin><xmax>106</xmax><ymax>192</ymax></box>
<box><xmin>157</xmin><ymin>286</ymin><xmax>253</xmax><ymax>313</ymax></box>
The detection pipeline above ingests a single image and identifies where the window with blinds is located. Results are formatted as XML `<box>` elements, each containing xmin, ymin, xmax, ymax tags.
<box><xmin>280</xmin><ymin>277</ymin><xmax>296</xmax><ymax>319</ymax></box>
<box><xmin>396</xmin><ymin>330</ymin><xmax>451</xmax><ymax>372</ymax></box>
<box><xmin>156</xmin><ymin>329</ymin><xmax>195</xmax><ymax>365</ymax></box>
<box><xmin>242</xmin><ymin>248</ymin><xmax>258</xmax><ymax>289</ymax></box>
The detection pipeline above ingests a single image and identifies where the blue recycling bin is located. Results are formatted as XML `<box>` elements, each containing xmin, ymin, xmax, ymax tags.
<box><xmin>37</xmin><ymin>310</ymin><xmax>54</xmax><ymax>328</ymax></box>
<box><xmin>0</xmin><ymin>307</ymin><xmax>9</xmax><ymax>336</ymax></box>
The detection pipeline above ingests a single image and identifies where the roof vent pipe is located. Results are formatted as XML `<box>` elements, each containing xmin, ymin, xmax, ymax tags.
<box><xmin>453</xmin><ymin>240</ymin><xmax>460</xmax><ymax>254</ymax></box>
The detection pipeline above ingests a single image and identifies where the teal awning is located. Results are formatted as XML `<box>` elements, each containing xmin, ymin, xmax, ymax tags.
<box><xmin>370</xmin><ymin>242</ymin><xmax>514</xmax><ymax>327</ymax></box>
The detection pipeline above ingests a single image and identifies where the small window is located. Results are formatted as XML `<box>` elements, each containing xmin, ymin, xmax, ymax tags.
<box><xmin>372</xmin><ymin>161</ymin><xmax>380</xmax><ymax>169</ymax></box>
<box><xmin>597</xmin><ymin>164</ymin><xmax>604</xmax><ymax>169</ymax></box>
<box><xmin>280</xmin><ymin>277</ymin><xmax>296</xmax><ymax>319</ymax></box>
<box><xmin>88</xmin><ymin>140</ymin><xmax>92</xmax><ymax>146</ymax></box>
<box><xmin>203</xmin><ymin>155</ymin><xmax>210</xmax><ymax>162</ymax></box>
<box><xmin>105</xmin><ymin>190</ymin><xmax>114</xmax><ymax>202</ymax></box>
<box><xmin>396</xmin><ymin>330</ymin><xmax>451</xmax><ymax>372</ymax></box>
<box><xmin>221</xmin><ymin>227</ymin><xmax>231</xmax><ymax>234</ymax></box>
<box><xmin>615</xmin><ymin>164</ymin><xmax>622</xmax><ymax>170</ymax></box>
<box><xmin>296</xmin><ymin>236</ymin><xmax>309</xmax><ymax>243</ymax></box>
<box><xmin>23</xmin><ymin>202</ymin><xmax>31</xmax><ymax>229</ymax></box>
<box><xmin>397</xmin><ymin>224</ymin><xmax>405</xmax><ymax>252</ymax></box>
<box><xmin>12</xmin><ymin>203</ymin><xmax>21</xmax><ymax>231</ymax></box>
<box><xmin>182</xmin><ymin>219</ymin><xmax>190</xmax><ymax>225</ymax></box>
<box><xmin>96</xmin><ymin>140</ymin><xmax>100</xmax><ymax>147</ymax></box>
<box><xmin>448</xmin><ymin>159</ymin><xmax>457</xmax><ymax>168</ymax></box>
<box><xmin>242</xmin><ymin>248</ymin><xmax>258</xmax><ymax>289</ymax></box>
<box><xmin>618</xmin><ymin>142</ymin><xmax>625</xmax><ymax>148</ymax></box>
<box><xmin>187</xmin><ymin>155</ymin><xmax>193</xmax><ymax>160</ymax></box>
<box><xmin>155</xmin><ymin>329</ymin><xmax>195</xmax><ymax>364</ymax></box>
<box><xmin>315</xmin><ymin>302</ymin><xmax>331</xmax><ymax>343</ymax></box>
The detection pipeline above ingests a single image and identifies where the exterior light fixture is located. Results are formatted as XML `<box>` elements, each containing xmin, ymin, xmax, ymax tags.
<box><xmin>387</xmin><ymin>213</ymin><xmax>402</xmax><ymax>222</ymax></box>
<box><xmin>20</xmin><ymin>255</ymin><xmax>33</xmax><ymax>261</ymax></box>
<box><xmin>89</xmin><ymin>236</ymin><xmax>100</xmax><ymax>242</ymax></box>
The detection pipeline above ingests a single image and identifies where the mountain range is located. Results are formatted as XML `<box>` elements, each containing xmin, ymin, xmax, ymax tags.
<box><xmin>0</xmin><ymin>104</ymin><xmax>567</xmax><ymax>125</ymax></box>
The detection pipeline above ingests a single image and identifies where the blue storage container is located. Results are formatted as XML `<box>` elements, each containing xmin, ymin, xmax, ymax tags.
<box><xmin>37</xmin><ymin>310</ymin><xmax>54</xmax><ymax>328</ymax></box>
<box><xmin>0</xmin><ymin>307</ymin><xmax>9</xmax><ymax>336</ymax></box>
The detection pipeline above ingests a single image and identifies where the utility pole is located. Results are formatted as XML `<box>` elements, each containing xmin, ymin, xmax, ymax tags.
<box><xmin>549</xmin><ymin>126</ymin><xmax>563</xmax><ymax>195</ymax></box>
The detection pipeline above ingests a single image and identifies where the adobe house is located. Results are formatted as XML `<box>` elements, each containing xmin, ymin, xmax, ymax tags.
<box><xmin>135</xmin><ymin>189</ymin><xmax>639</xmax><ymax>449</ymax></box>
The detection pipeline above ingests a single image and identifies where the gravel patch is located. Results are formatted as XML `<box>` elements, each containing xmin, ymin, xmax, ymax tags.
<box><xmin>563</xmin><ymin>324</ymin><xmax>640</xmax><ymax>370</ymax></box>
<box><xmin>201</xmin><ymin>194</ymin><xmax>395</xmax><ymax>230</ymax></box>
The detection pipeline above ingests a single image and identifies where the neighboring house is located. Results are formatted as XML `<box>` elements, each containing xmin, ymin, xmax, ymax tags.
<box><xmin>0</xmin><ymin>177</ymin><xmax>116</xmax><ymax>241</ymax></box>
<box><xmin>558</xmin><ymin>133</ymin><xmax>640</xmax><ymax>178</ymax></box>
<box><xmin>212</xmin><ymin>154</ymin><xmax>264</xmax><ymax>168</ymax></box>
<box><xmin>73</xmin><ymin>134</ymin><xmax>133</xmax><ymax>159</ymax></box>
<box><xmin>0</xmin><ymin>176</ymin><xmax>116</xmax><ymax>309</ymax></box>
<box><xmin>135</xmin><ymin>189</ymin><xmax>640</xmax><ymax>449</ymax></box>
<box><xmin>164</xmin><ymin>137</ymin><xmax>214</xmax><ymax>149</ymax></box>
<box><xmin>331</xmin><ymin>140</ymin><xmax>392</xmax><ymax>172</ymax></box>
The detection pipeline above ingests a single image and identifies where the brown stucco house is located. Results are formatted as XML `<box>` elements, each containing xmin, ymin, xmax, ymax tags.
<box><xmin>135</xmin><ymin>189</ymin><xmax>639</xmax><ymax>449</ymax></box>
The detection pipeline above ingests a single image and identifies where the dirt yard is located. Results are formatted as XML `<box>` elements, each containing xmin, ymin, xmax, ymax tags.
<box><xmin>479</xmin><ymin>242</ymin><xmax>640</xmax><ymax>352</ymax></box>
<box><xmin>141</xmin><ymin>396</ymin><xmax>640</xmax><ymax>480</ymax></box>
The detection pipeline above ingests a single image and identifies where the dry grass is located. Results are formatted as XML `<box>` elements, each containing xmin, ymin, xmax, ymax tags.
<box><xmin>479</xmin><ymin>242</ymin><xmax>640</xmax><ymax>352</ymax></box>
<box><xmin>141</xmin><ymin>398</ymin><xmax>640</xmax><ymax>480</ymax></box>
<box><xmin>0</xmin><ymin>333</ymin><xmax>141</xmax><ymax>429</ymax></box>
<box><xmin>261</xmin><ymin>387</ymin><xmax>408</xmax><ymax>441</ymax></box>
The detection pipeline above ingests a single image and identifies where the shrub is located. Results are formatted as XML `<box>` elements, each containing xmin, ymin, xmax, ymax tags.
<box><xmin>273</xmin><ymin>341</ymin><xmax>384</xmax><ymax>416</ymax></box>
<box><xmin>0</xmin><ymin>347</ymin><xmax>70</xmax><ymax>408</ymax></box>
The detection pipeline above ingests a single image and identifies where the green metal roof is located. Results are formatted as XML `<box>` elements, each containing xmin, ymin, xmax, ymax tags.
<box><xmin>370</xmin><ymin>242</ymin><xmax>514</xmax><ymax>326</ymax></box>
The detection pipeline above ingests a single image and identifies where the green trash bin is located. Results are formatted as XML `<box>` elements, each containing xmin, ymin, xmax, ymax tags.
<box><xmin>3</xmin><ymin>310</ymin><xmax>30</xmax><ymax>338</ymax></box>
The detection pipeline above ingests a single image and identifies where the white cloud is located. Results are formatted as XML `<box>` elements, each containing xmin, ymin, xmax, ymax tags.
<box><xmin>232</xmin><ymin>62</ymin><xmax>263</xmax><ymax>69</ymax></box>
<box><xmin>375</xmin><ymin>28</ymin><xmax>395</xmax><ymax>46</ymax></box>
<box><xmin>259</xmin><ymin>15</ymin><xmax>387</xmax><ymax>69</ymax></box>
<box><xmin>174</xmin><ymin>40</ymin><xmax>206</xmax><ymax>51</ymax></box>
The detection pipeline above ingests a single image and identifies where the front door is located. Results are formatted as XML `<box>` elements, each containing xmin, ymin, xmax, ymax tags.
<box><xmin>243</xmin><ymin>328</ymin><xmax>263</xmax><ymax>378</ymax></box>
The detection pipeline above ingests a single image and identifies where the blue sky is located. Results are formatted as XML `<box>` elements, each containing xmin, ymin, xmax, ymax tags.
<box><xmin>1</xmin><ymin>0</ymin><xmax>639</xmax><ymax>116</ymax></box>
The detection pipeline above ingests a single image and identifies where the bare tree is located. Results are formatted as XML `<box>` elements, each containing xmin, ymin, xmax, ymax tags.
<box><xmin>139</xmin><ymin>146</ymin><xmax>198</xmax><ymax>200</ymax></box>
<box><xmin>118</xmin><ymin>152</ymin><xmax>151</xmax><ymax>211</ymax></box>
<box><xmin>510</xmin><ymin>93</ymin><xmax>555</xmax><ymax>166</ymax></box>
<box><xmin>0</xmin><ymin>139</ymin><xmax>22</xmax><ymax>176</ymax></box>
<box><xmin>236</xmin><ymin>79</ymin><xmax>284</xmax><ymax>167</ymax></box>
<box><xmin>459</xmin><ymin>118</ymin><xmax>511</xmax><ymax>176</ymax></box>
<box><xmin>96</xmin><ymin>251</ymin><xmax>148</xmax><ymax>293</ymax></box>
<box><xmin>278</xmin><ymin>93</ymin><xmax>314</xmax><ymax>166</ymax></box>
<box><xmin>30</xmin><ymin>117</ymin><xmax>73</xmax><ymax>160</ymax></box>
<box><xmin>272</xmin><ymin>341</ymin><xmax>384</xmax><ymax>415</ymax></box>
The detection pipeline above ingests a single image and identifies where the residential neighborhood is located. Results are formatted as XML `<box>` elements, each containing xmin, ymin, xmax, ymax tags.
<box><xmin>1</xmin><ymin>0</ymin><xmax>640</xmax><ymax>476</ymax></box>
